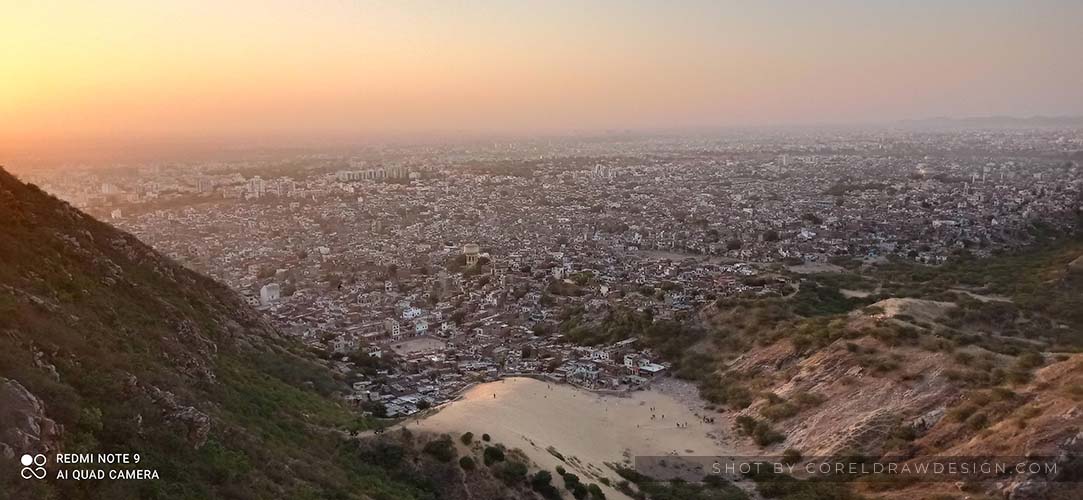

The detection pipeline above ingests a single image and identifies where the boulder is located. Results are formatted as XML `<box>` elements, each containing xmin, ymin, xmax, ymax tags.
<box><xmin>0</xmin><ymin>378</ymin><xmax>63</xmax><ymax>460</ymax></box>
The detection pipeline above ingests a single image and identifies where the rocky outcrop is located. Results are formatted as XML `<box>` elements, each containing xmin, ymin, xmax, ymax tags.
<box><xmin>858</xmin><ymin>355</ymin><xmax>1083</xmax><ymax>499</ymax></box>
<box><xmin>0</xmin><ymin>378</ymin><xmax>62</xmax><ymax>460</ymax></box>
<box><xmin>732</xmin><ymin>335</ymin><xmax>961</xmax><ymax>457</ymax></box>
<box><xmin>166</xmin><ymin>406</ymin><xmax>212</xmax><ymax>449</ymax></box>
<box><xmin>1068</xmin><ymin>254</ymin><xmax>1083</xmax><ymax>273</ymax></box>
<box><xmin>144</xmin><ymin>383</ymin><xmax>212</xmax><ymax>449</ymax></box>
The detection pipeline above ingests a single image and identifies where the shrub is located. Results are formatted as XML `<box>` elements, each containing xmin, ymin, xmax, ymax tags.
<box><xmin>495</xmin><ymin>461</ymin><xmax>528</xmax><ymax>485</ymax></box>
<box><xmin>563</xmin><ymin>471</ymin><xmax>580</xmax><ymax>485</ymax></box>
<box><xmin>736</xmin><ymin>415</ymin><xmax>785</xmax><ymax>446</ymax></box>
<box><xmin>531</xmin><ymin>470</ymin><xmax>561</xmax><ymax>499</ymax></box>
<box><xmin>947</xmin><ymin>403</ymin><xmax>978</xmax><ymax>422</ymax></box>
<box><xmin>760</xmin><ymin>401</ymin><xmax>798</xmax><ymax>421</ymax></box>
<box><xmin>422</xmin><ymin>434</ymin><xmax>456</xmax><ymax>463</ymax></box>
<box><xmin>1015</xmin><ymin>352</ymin><xmax>1044</xmax><ymax>370</ymax></box>
<box><xmin>483</xmin><ymin>445</ymin><xmax>505</xmax><ymax>466</ymax></box>
<box><xmin>965</xmin><ymin>412</ymin><xmax>989</xmax><ymax>431</ymax></box>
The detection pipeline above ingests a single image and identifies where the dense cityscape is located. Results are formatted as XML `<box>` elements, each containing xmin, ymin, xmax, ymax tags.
<box><xmin>26</xmin><ymin>128</ymin><xmax>1083</xmax><ymax>419</ymax></box>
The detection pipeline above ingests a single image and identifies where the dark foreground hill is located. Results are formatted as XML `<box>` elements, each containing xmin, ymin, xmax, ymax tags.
<box><xmin>0</xmin><ymin>168</ymin><xmax>533</xmax><ymax>500</ymax></box>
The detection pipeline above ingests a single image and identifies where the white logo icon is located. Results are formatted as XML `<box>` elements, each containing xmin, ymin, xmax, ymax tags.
<box><xmin>20</xmin><ymin>454</ymin><xmax>47</xmax><ymax>480</ymax></box>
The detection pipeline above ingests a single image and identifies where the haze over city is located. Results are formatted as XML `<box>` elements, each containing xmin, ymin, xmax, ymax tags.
<box><xmin>3</xmin><ymin>2</ymin><xmax>1083</xmax><ymax>499</ymax></box>
<box><xmin>3</xmin><ymin>0</ymin><xmax>1083</xmax><ymax>164</ymax></box>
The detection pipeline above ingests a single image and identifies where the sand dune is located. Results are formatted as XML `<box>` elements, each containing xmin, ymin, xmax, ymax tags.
<box><xmin>408</xmin><ymin>377</ymin><xmax>743</xmax><ymax>499</ymax></box>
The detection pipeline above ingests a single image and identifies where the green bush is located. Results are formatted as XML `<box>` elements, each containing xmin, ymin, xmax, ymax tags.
<box><xmin>736</xmin><ymin>415</ymin><xmax>786</xmax><ymax>447</ymax></box>
<box><xmin>422</xmin><ymin>434</ymin><xmax>456</xmax><ymax>462</ymax></box>
<box><xmin>531</xmin><ymin>470</ymin><xmax>561</xmax><ymax>499</ymax></box>
<box><xmin>495</xmin><ymin>461</ymin><xmax>528</xmax><ymax>485</ymax></box>
<box><xmin>781</xmin><ymin>448</ymin><xmax>802</xmax><ymax>466</ymax></box>
<box><xmin>483</xmin><ymin>445</ymin><xmax>505</xmax><ymax>466</ymax></box>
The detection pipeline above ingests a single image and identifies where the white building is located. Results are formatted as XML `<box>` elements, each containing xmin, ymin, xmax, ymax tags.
<box><xmin>402</xmin><ymin>306</ymin><xmax>423</xmax><ymax>320</ymax></box>
<box><xmin>260</xmin><ymin>283</ymin><xmax>281</xmax><ymax>305</ymax></box>
<box><xmin>384</xmin><ymin>319</ymin><xmax>402</xmax><ymax>338</ymax></box>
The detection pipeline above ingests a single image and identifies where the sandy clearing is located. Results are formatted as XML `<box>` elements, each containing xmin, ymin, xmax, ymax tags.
<box><xmin>390</xmin><ymin>336</ymin><xmax>447</xmax><ymax>355</ymax></box>
<box><xmin>950</xmin><ymin>289</ymin><xmax>1013</xmax><ymax>303</ymax></box>
<box><xmin>869</xmin><ymin>297</ymin><xmax>956</xmax><ymax>322</ymax></box>
<box><xmin>406</xmin><ymin>377</ymin><xmax>743</xmax><ymax>499</ymax></box>
<box><xmin>787</xmin><ymin>262</ymin><xmax>846</xmax><ymax>274</ymax></box>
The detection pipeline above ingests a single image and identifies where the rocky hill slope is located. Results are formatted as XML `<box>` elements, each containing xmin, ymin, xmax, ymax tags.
<box><xmin>704</xmin><ymin>243</ymin><xmax>1083</xmax><ymax>499</ymax></box>
<box><xmin>570</xmin><ymin>229</ymin><xmax>1083</xmax><ymax>499</ymax></box>
<box><xmin>0</xmin><ymin>168</ymin><xmax>535</xmax><ymax>499</ymax></box>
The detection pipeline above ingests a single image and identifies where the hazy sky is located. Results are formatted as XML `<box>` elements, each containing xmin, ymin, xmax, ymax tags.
<box><xmin>2</xmin><ymin>0</ymin><xmax>1082</xmax><ymax>149</ymax></box>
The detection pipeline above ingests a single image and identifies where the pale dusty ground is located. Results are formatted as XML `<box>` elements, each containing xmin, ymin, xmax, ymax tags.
<box><xmin>839</xmin><ymin>288</ymin><xmax>871</xmax><ymax>298</ymax></box>
<box><xmin>872</xmin><ymin>297</ymin><xmax>956</xmax><ymax>322</ymax></box>
<box><xmin>950</xmin><ymin>288</ymin><xmax>1013</xmax><ymax>303</ymax></box>
<box><xmin>407</xmin><ymin>377</ymin><xmax>744</xmax><ymax>499</ymax></box>
<box><xmin>389</xmin><ymin>336</ymin><xmax>446</xmax><ymax>355</ymax></box>
<box><xmin>787</xmin><ymin>262</ymin><xmax>845</xmax><ymax>274</ymax></box>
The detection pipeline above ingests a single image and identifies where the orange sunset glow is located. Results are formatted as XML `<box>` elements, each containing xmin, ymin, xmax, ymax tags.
<box><xmin>3</xmin><ymin>0</ymin><xmax>1082</xmax><ymax>157</ymax></box>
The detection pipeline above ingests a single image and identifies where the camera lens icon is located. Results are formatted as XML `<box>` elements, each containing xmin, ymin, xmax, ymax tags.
<box><xmin>20</xmin><ymin>453</ymin><xmax>47</xmax><ymax>480</ymax></box>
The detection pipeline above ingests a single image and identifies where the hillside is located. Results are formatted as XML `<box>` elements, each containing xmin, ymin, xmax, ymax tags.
<box><xmin>560</xmin><ymin>231</ymin><xmax>1083</xmax><ymax>498</ymax></box>
<box><xmin>699</xmin><ymin>242</ymin><xmax>1083</xmax><ymax>499</ymax></box>
<box><xmin>0</xmin><ymin>168</ymin><xmax>535</xmax><ymax>499</ymax></box>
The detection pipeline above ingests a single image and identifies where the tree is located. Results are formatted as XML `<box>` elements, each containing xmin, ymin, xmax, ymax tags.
<box><xmin>460</xmin><ymin>432</ymin><xmax>474</xmax><ymax>445</ymax></box>
<box><xmin>762</xmin><ymin>229</ymin><xmax>780</xmax><ymax>242</ymax></box>
<box><xmin>459</xmin><ymin>456</ymin><xmax>476</xmax><ymax>471</ymax></box>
